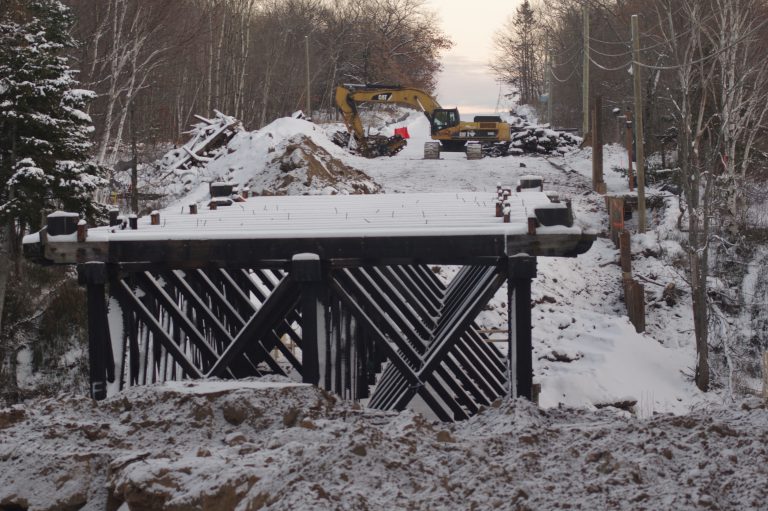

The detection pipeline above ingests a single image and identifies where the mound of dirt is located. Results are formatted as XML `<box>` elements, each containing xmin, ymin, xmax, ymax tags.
<box><xmin>1</xmin><ymin>381</ymin><xmax>766</xmax><ymax>511</ymax></box>
<box><xmin>154</xmin><ymin>116</ymin><xmax>382</xmax><ymax>204</ymax></box>
<box><xmin>256</xmin><ymin>135</ymin><xmax>381</xmax><ymax>195</ymax></box>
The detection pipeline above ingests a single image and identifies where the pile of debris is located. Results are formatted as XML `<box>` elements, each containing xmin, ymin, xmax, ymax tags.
<box><xmin>159</xmin><ymin>111</ymin><xmax>241</xmax><ymax>179</ymax></box>
<box><xmin>155</xmin><ymin>114</ymin><xmax>381</xmax><ymax>201</ymax></box>
<box><xmin>256</xmin><ymin>134</ymin><xmax>381</xmax><ymax>195</ymax></box>
<box><xmin>508</xmin><ymin>122</ymin><xmax>582</xmax><ymax>155</ymax></box>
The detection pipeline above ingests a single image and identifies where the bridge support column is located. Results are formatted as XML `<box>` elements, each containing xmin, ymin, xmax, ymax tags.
<box><xmin>293</xmin><ymin>254</ymin><xmax>326</xmax><ymax>385</ymax></box>
<box><xmin>78</xmin><ymin>262</ymin><xmax>114</xmax><ymax>400</ymax></box>
<box><xmin>507</xmin><ymin>256</ymin><xmax>537</xmax><ymax>400</ymax></box>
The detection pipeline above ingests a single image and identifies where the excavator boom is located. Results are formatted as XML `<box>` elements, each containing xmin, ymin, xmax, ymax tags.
<box><xmin>334</xmin><ymin>84</ymin><xmax>511</xmax><ymax>159</ymax></box>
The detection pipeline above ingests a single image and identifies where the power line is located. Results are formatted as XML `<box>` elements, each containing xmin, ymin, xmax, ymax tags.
<box><xmin>589</xmin><ymin>45</ymin><xmax>633</xmax><ymax>58</ymax></box>
<box><xmin>588</xmin><ymin>53</ymin><xmax>632</xmax><ymax>72</ymax></box>
<box><xmin>551</xmin><ymin>65</ymin><xmax>578</xmax><ymax>83</ymax></box>
<box><xmin>588</xmin><ymin>36</ymin><xmax>630</xmax><ymax>46</ymax></box>
<box><xmin>551</xmin><ymin>50</ymin><xmax>581</xmax><ymax>68</ymax></box>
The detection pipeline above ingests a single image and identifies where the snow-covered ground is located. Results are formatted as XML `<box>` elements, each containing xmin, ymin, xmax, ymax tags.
<box><xmin>4</xmin><ymin>112</ymin><xmax>766</xmax><ymax>510</ymax></box>
<box><xmin>1</xmin><ymin>381</ymin><xmax>766</xmax><ymax>510</ymax></box>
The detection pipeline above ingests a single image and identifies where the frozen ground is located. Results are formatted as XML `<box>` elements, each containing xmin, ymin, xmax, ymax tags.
<box><xmin>4</xmin><ymin>113</ymin><xmax>766</xmax><ymax>510</ymax></box>
<box><xmin>1</xmin><ymin>381</ymin><xmax>765</xmax><ymax>510</ymax></box>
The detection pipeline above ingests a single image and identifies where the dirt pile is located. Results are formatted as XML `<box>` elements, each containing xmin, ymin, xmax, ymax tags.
<box><xmin>258</xmin><ymin>135</ymin><xmax>381</xmax><ymax>195</ymax></box>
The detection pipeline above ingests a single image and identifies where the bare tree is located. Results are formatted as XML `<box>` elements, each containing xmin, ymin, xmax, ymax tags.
<box><xmin>707</xmin><ymin>0</ymin><xmax>768</xmax><ymax>230</ymax></box>
<box><xmin>67</xmin><ymin>0</ymin><xmax>451</xmax><ymax>141</ymax></box>
<box><xmin>650</xmin><ymin>0</ymin><xmax>768</xmax><ymax>391</ymax></box>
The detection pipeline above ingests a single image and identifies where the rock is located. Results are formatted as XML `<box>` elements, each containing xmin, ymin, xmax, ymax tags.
<box><xmin>225</xmin><ymin>432</ymin><xmax>247</xmax><ymax>446</ymax></box>
<box><xmin>221</xmin><ymin>402</ymin><xmax>248</xmax><ymax>426</ymax></box>
<box><xmin>541</xmin><ymin>351</ymin><xmax>581</xmax><ymax>363</ymax></box>
<box><xmin>351</xmin><ymin>444</ymin><xmax>367</xmax><ymax>456</ymax></box>
<box><xmin>594</xmin><ymin>400</ymin><xmax>637</xmax><ymax>412</ymax></box>
<box><xmin>283</xmin><ymin>408</ymin><xmax>301</xmax><ymax>427</ymax></box>
<box><xmin>0</xmin><ymin>407</ymin><xmax>25</xmax><ymax>429</ymax></box>
<box><xmin>586</xmin><ymin>450</ymin><xmax>619</xmax><ymax>474</ymax></box>
<box><xmin>662</xmin><ymin>282</ymin><xmax>678</xmax><ymax>306</ymax></box>
<box><xmin>299</xmin><ymin>419</ymin><xmax>318</xmax><ymax>430</ymax></box>
<box><xmin>436</xmin><ymin>430</ymin><xmax>455</xmax><ymax>443</ymax></box>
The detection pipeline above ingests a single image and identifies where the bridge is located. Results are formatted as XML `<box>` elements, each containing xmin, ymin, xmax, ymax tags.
<box><xmin>24</xmin><ymin>189</ymin><xmax>594</xmax><ymax>421</ymax></box>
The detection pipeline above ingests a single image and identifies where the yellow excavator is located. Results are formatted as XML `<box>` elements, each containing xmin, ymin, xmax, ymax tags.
<box><xmin>334</xmin><ymin>84</ymin><xmax>512</xmax><ymax>159</ymax></box>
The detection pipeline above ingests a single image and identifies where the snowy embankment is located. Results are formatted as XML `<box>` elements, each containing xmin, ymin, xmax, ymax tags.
<box><xmin>4</xmin><ymin>110</ymin><xmax>762</xmax><ymax>510</ymax></box>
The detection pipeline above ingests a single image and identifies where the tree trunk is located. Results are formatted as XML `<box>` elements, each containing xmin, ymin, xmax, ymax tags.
<box><xmin>0</xmin><ymin>226</ymin><xmax>12</xmax><ymax>337</ymax></box>
<box><xmin>690</xmin><ymin>249</ymin><xmax>710</xmax><ymax>391</ymax></box>
<box><xmin>130</xmin><ymin>105</ymin><xmax>138</xmax><ymax>214</ymax></box>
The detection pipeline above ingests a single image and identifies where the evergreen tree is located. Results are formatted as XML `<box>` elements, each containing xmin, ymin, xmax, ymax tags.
<box><xmin>0</xmin><ymin>1</ymin><xmax>104</xmax><ymax>383</ymax></box>
<box><xmin>491</xmin><ymin>0</ymin><xmax>544</xmax><ymax>105</ymax></box>
<box><xmin>0</xmin><ymin>0</ymin><xmax>104</xmax><ymax>234</ymax></box>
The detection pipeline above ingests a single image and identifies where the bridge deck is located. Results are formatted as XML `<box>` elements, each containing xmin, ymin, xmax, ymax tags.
<box><xmin>24</xmin><ymin>191</ymin><xmax>594</xmax><ymax>267</ymax></box>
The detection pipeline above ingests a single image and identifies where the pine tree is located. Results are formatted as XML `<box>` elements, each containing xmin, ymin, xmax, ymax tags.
<box><xmin>0</xmin><ymin>1</ymin><xmax>104</xmax><ymax>381</ymax></box>
<box><xmin>491</xmin><ymin>0</ymin><xmax>543</xmax><ymax>105</ymax></box>
<box><xmin>0</xmin><ymin>0</ymin><xmax>104</xmax><ymax>234</ymax></box>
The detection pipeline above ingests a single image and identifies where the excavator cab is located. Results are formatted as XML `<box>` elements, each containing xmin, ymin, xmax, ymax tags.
<box><xmin>430</xmin><ymin>108</ymin><xmax>460</xmax><ymax>134</ymax></box>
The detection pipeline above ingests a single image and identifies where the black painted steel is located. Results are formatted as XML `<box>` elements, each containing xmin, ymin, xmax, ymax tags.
<box><xmin>82</xmin><ymin>256</ymin><xmax>536</xmax><ymax>422</ymax></box>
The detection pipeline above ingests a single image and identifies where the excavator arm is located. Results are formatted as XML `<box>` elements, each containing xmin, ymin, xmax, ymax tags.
<box><xmin>334</xmin><ymin>84</ymin><xmax>449</xmax><ymax>157</ymax></box>
<box><xmin>334</xmin><ymin>83</ymin><xmax>510</xmax><ymax>159</ymax></box>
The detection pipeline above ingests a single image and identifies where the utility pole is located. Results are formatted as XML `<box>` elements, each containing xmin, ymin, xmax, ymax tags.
<box><xmin>625</xmin><ymin>109</ymin><xmax>635</xmax><ymax>192</ymax></box>
<box><xmin>592</xmin><ymin>95</ymin><xmax>604</xmax><ymax>192</ymax></box>
<box><xmin>582</xmin><ymin>4</ymin><xmax>590</xmax><ymax>137</ymax></box>
<box><xmin>547</xmin><ymin>46</ymin><xmax>553</xmax><ymax>126</ymax></box>
<box><xmin>305</xmin><ymin>35</ymin><xmax>311</xmax><ymax>118</ymax></box>
<box><xmin>631</xmin><ymin>15</ymin><xmax>647</xmax><ymax>232</ymax></box>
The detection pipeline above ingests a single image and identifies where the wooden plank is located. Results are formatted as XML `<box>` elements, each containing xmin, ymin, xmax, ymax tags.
<box><xmin>418</xmin><ymin>266</ymin><xmax>506</xmax><ymax>386</ymax></box>
<box><xmin>609</xmin><ymin>197</ymin><xmax>625</xmax><ymax>247</ymax></box>
<box><xmin>620</xmin><ymin>230</ymin><xmax>632</xmax><ymax>276</ymax></box>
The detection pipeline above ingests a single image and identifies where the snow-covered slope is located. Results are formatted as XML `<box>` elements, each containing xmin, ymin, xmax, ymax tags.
<box><xmin>162</xmin><ymin>117</ymin><xmax>381</xmax><ymax>206</ymax></box>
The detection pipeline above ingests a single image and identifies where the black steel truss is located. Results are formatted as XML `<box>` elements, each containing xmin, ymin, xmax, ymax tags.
<box><xmin>80</xmin><ymin>256</ymin><xmax>536</xmax><ymax>421</ymax></box>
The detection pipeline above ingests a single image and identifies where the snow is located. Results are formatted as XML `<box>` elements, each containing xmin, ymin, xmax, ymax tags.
<box><xmin>1</xmin><ymin>383</ymin><xmax>765</xmax><ymax>510</ymax></box>
<box><xmin>7</xmin><ymin>108</ymin><xmax>761</xmax><ymax>510</ymax></box>
<box><xmin>44</xmin><ymin>210</ymin><xmax>80</xmax><ymax>218</ymax></box>
<box><xmin>28</xmin><ymin>191</ymin><xmax>570</xmax><ymax>243</ymax></box>
<box><xmin>160</xmin><ymin>380</ymin><xmax>308</xmax><ymax>394</ymax></box>
<box><xmin>292</xmin><ymin>253</ymin><xmax>320</xmax><ymax>262</ymax></box>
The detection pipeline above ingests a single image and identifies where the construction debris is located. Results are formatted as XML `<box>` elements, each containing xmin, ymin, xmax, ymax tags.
<box><xmin>160</xmin><ymin>110</ymin><xmax>241</xmax><ymax>177</ymax></box>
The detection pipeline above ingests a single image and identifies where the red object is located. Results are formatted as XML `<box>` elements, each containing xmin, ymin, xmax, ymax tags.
<box><xmin>394</xmin><ymin>127</ymin><xmax>410</xmax><ymax>139</ymax></box>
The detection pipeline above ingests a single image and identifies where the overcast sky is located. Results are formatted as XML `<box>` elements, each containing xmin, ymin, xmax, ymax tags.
<box><xmin>424</xmin><ymin>0</ymin><xmax>524</xmax><ymax>115</ymax></box>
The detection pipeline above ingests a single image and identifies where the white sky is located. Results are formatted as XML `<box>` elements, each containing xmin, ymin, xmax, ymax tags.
<box><xmin>424</xmin><ymin>0</ymin><xmax>524</xmax><ymax>115</ymax></box>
